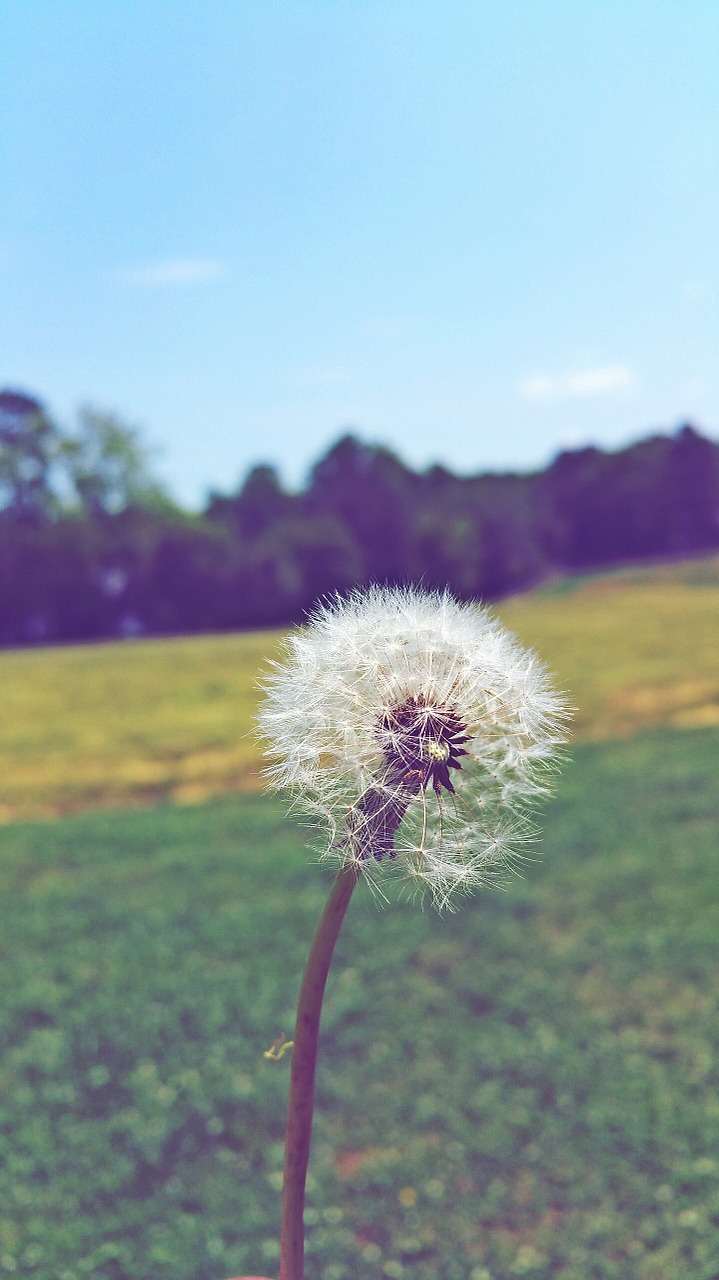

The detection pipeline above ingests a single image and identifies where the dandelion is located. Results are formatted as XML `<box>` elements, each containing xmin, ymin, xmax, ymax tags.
<box><xmin>259</xmin><ymin>584</ymin><xmax>568</xmax><ymax>909</ymax></box>
<box><xmin>257</xmin><ymin>585</ymin><xmax>570</xmax><ymax>1280</ymax></box>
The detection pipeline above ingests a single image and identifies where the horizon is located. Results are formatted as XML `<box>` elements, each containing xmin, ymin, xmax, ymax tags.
<box><xmin>0</xmin><ymin>382</ymin><xmax>704</xmax><ymax>506</ymax></box>
<box><xmin>2</xmin><ymin>1</ymin><xmax>718</xmax><ymax>505</ymax></box>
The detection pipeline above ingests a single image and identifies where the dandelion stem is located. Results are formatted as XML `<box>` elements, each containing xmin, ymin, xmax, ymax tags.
<box><xmin>279</xmin><ymin>861</ymin><xmax>360</xmax><ymax>1280</ymax></box>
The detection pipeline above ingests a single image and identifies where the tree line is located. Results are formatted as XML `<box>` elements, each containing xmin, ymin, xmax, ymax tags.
<box><xmin>1</xmin><ymin>387</ymin><xmax>718</xmax><ymax>645</ymax></box>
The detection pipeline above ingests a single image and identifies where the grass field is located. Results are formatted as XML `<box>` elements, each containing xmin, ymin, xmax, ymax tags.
<box><xmin>1</xmin><ymin>557</ymin><xmax>719</xmax><ymax>1279</ymax></box>
<box><xmin>0</xmin><ymin>729</ymin><xmax>718</xmax><ymax>1279</ymax></box>
<box><xmin>1</xmin><ymin>554</ymin><xmax>719</xmax><ymax>822</ymax></box>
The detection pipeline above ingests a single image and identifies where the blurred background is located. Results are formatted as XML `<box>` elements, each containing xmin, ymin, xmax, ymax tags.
<box><xmin>2</xmin><ymin>0</ymin><xmax>719</xmax><ymax>642</ymax></box>
<box><xmin>1</xmin><ymin>4</ymin><xmax>719</xmax><ymax>1279</ymax></box>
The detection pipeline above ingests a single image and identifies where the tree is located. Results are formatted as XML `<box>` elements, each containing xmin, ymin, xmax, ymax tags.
<box><xmin>0</xmin><ymin>389</ymin><xmax>61</xmax><ymax>522</ymax></box>
<box><xmin>205</xmin><ymin>464</ymin><xmax>297</xmax><ymax>538</ymax></box>
<box><xmin>62</xmin><ymin>407</ymin><xmax>169</xmax><ymax>516</ymax></box>
<box><xmin>306</xmin><ymin>434</ymin><xmax>415</xmax><ymax>582</ymax></box>
<box><xmin>662</xmin><ymin>424</ymin><xmax>719</xmax><ymax>552</ymax></box>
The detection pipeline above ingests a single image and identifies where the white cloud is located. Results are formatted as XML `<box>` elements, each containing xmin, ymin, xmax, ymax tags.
<box><xmin>117</xmin><ymin>258</ymin><xmax>226</xmax><ymax>287</ymax></box>
<box><xmin>519</xmin><ymin>363</ymin><xmax>633</xmax><ymax>402</ymax></box>
<box><xmin>519</xmin><ymin>374</ymin><xmax>556</xmax><ymax>401</ymax></box>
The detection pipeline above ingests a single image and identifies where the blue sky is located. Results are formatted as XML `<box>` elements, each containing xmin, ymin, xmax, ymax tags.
<box><xmin>2</xmin><ymin>1</ymin><xmax>718</xmax><ymax>507</ymax></box>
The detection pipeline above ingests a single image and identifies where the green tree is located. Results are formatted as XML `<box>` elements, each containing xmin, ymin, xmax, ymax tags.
<box><xmin>62</xmin><ymin>407</ymin><xmax>169</xmax><ymax>516</ymax></box>
<box><xmin>0</xmin><ymin>390</ymin><xmax>61</xmax><ymax>522</ymax></box>
<box><xmin>236</xmin><ymin>514</ymin><xmax>363</xmax><ymax>627</ymax></box>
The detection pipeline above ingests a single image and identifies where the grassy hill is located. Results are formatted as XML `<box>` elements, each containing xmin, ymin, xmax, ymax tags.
<box><xmin>1</xmin><ymin>554</ymin><xmax>718</xmax><ymax>823</ymax></box>
<box><xmin>0</xmin><ymin>729</ymin><xmax>717</xmax><ymax>1279</ymax></box>
<box><xmin>1</xmin><ymin>558</ymin><xmax>718</xmax><ymax>1278</ymax></box>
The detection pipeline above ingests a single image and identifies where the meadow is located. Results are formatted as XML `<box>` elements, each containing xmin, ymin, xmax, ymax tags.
<box><xmin>1</xmin><ymin>559</ymin><xmax>718</xmax><ymax>1280</ymax></box>
<box><xmin>1</xmin><ymin>555</ymin><xmax>719</xmax><ymax>823</ymax></box>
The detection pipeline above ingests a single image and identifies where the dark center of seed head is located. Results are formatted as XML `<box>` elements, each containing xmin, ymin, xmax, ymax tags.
<box><xmin>347</xmin><ymin>695</ymin><xmax>471</xmax><ymax>862</ymax></box>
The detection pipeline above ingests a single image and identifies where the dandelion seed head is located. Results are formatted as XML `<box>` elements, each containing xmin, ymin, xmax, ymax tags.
<box><xmin>258</xmin><ymin>585</ymin><xmax>570</xmax><ymax>908</ymax></box>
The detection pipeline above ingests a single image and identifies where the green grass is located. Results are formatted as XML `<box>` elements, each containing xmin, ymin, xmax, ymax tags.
<box><xmin>501</xmin><ymin>558</ymin><xmax>719</xmax><ymax>740</ymax></box>
<box><xmin>1</xmin><ymin>554</ymin><xmax>719</xmax><ymax>821</ymax></box>
<box><xmin>0</xmin><ymin>631</ymin><xmax>283</xmax><ymax>822</ymax></box>
<box><xmin>1</xmin><ymin>727</ymin><xmax>718</xmax><ymax>1279</ymax></box>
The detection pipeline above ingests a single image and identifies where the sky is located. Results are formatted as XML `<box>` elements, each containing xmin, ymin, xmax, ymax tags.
<box><xmin>2</xmin><ymin>1</ymin><xmax>718</xmax><ymax>508</ymax></box>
